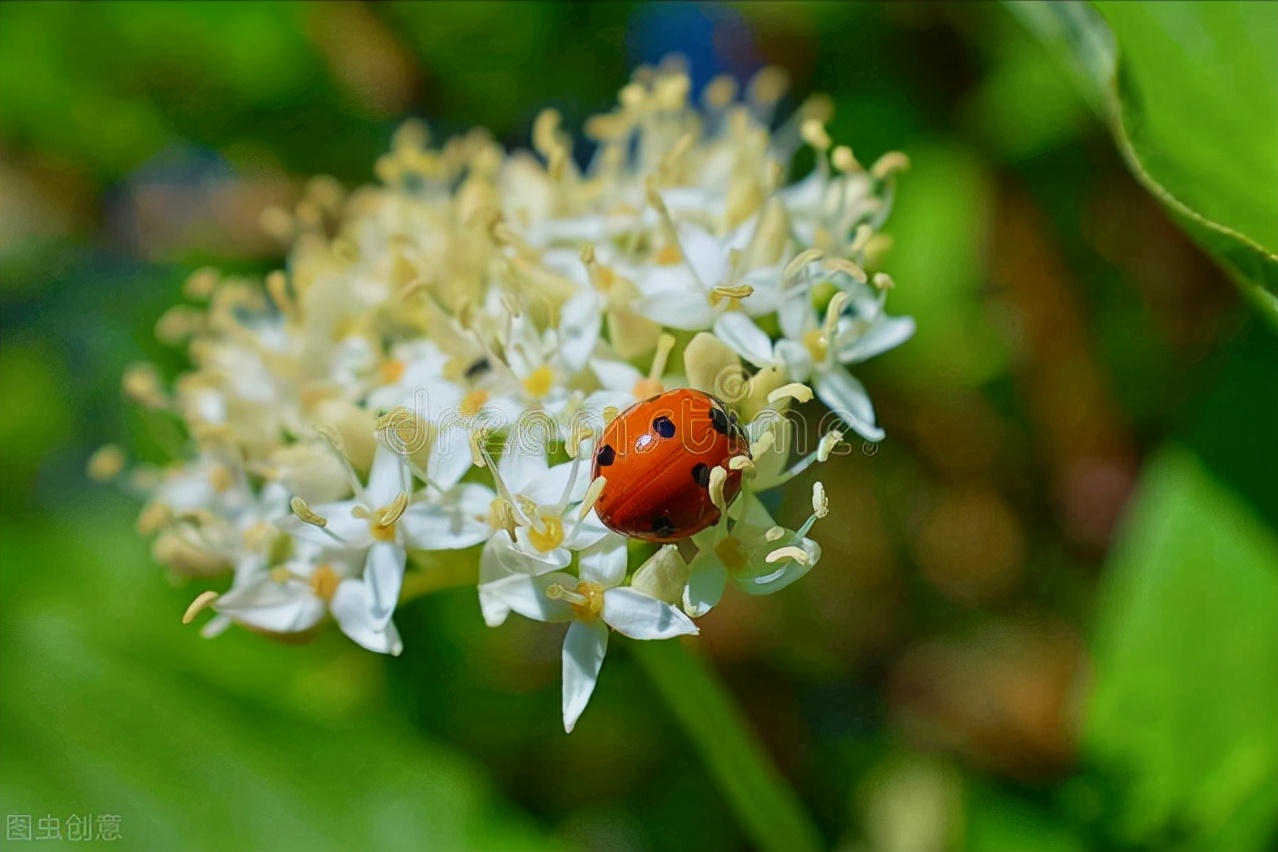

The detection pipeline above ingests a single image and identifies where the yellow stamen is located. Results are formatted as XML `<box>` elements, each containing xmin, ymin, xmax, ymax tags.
<box><xmin>137</xmin><ymin>501</ymin><xmax>173</xmax><ymax>535</ymax></box>
<box><xmin>546</xmin><ymin>580</ymin><xmax>606</xmax><ymax>619</ymax></box>
<box><xmin>270</xmin><ymin>565</ymin><xmax>292</xmax><ymax>584</ymax></box>
<box><xmin>818</xmin><ymin>429</ymin><xmax>845</xmax><ymax>463</ymax></box>
<box><xmin>784</xmin><ymin>248</ymin><xmax>824</xmax><ymax>280</ymax></box>
<box><xmin>766</xmin><ymin>545</ymin><xmax>810</xmax><ymax>566</ymax></box>
<box><xmin>728</xmin><ymin>455</ymin><xmax>754</xmax><ymax>472</ymax></box>
<box><xmin>873</xmin><ymin>272</ymin><xmax>896</xmax><ymax>291</ymax></box>
<box><xmin>823</xmin><ymin>257</ymin><xmax>867</xmax><ymax>284</ymax></box>
<box><xmin>460</xmin><ymin>389</ymin><xmax>490</xmax><ymax>417</ymax></box>
<box><xmin>655</xmin><ymin>243</ymin><xmax>682</xmax><ymax>265</ymax></box>
<box><xmin>802</xmin><ymin>328</ymin><xmax>828</xmax><ymax>364</ymax></box>
<box><xmin>832</xmin><ymin>146</ymin><xmax>861</xmax><ymax>173</ymax></box>
<box><xmin>767</xmin><ymin>383</ymin><xmax>815</xmax><ymax>406</ymax></box>
<box><xmin>579</xmin><ymin>476</ymin><xmax>607</xmax><ymax>520</ymax></box>
<box><xmin>86</xmin><ymin>444</ymin><xmax>126</xmax><ymax>482</ymax></box>
<box><xmin>871</xmin><ymin>151</ymin><xmax>911</xmax><ymax>180</ymax></box>
<box><xmin>309</xmin><ymin>564</ymin><xmax>340</xmax><ymax>601</ymax></box>
<box><xmin>708</xmin><ymin>466</ymin><xmax>728</xmax><ymax>515</ymax></box>
<box><xmin>182</xmin><ymin>590</ymin><xmax>219</xmax><ymax>625</ymax></box>
<box><xmin>522</xmin><ymin>365</ymin><xmax>555</xmax><ymax>399</ymax></box>
<box><xmin>800</xmin><ymin>119</ymin><xmax>832</xmax><ymax>151</ymax></box>
<box><xmin>765</xmin><ymin>526</ymin><xmax>786</xmax><ymax>543</ymax></box>
<box><xmin>380</xmin><ymin>359</ymin><xmax>407</xmax><ymax>384</ymax></box>
<box><xmin>378</xmin><ymin>492</ymin><xmax>409</xmax><ymax>527</ymax></box>
<box><xmin>207</xmin><ymin>464</ymin><xmax>234</xmax><ymax>493</ymax></box>
<box><xmin>290</xmin><ymin>497</ymin><xmax>328</xmax><ymax>528</ymax></box>
<box><xmin>812</xmin><ymin>482</ymin><xmax>829</xmax><ymax>518</ymax></box>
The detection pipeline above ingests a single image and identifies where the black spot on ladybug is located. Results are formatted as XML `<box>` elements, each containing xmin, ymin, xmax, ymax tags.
<box><xmin>710</xmin><ymin>406</ymin><xmax>731</xmax><ymax>435</ymax></box>
<box><xmin>653</xmin><ymin>415</ymin><xmax>676</xmax><ymax>438</ymax></box>
<box><xmin>596</xmin><ymin>444</ymin><xmax>616</xmax><ymax>466</ymax></box>
<box><xmin>691</xmin><ymin>463</ymin><xmax>710</xmax><ymax>488</ymax></box>
<box><xmin>652</xmin><ymin>515</ymin><xmax>675</xmax><ymax>537</ymax></box>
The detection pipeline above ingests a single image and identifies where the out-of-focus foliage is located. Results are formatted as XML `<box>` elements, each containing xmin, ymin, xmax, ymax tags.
<box><xmin>1010</xmin><ymin>0</ymin><xmax>1278</xmax><ymax>321</ymax></box>
<box><xmin>2</xmin><ymin>2</ymin><xmax>1276</xmax><ymax>850</ymax></box>
<box><xmin>1087</xmin><ymin>447</ymin><xmax>1278</xmax><ymax>851</ymax></box>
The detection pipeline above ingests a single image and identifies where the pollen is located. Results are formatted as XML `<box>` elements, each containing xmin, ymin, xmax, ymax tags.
<box><xmin>460</xmin><ymin>389</ymin><xmax>489</xmax><ymax>417</ymax></box>
<box><xmin>380</xmin><ymin>359</ymin><xmax>407</xmax><ymax>384</ymax></box>
<box><xmin>309</xmin><ymin>564</ymin><xmax>341</xmax><ymax>601</ymax></box>
<box><xmin>522</xmin><ymin>365</ymin><xmax>555</xmax><ymax>399</ymax></box>
<box><xmin>802</xmin><ymin>328</ymin><xmax>828</xmax><ymax>363</ymax></box>
<box><xmin>714</xmin><ymin>536</ymin><xmax>748</xmax><ymax>571</ymax></box>
<box><xmin>270</xmin><ymin>565</ymin><xmax>293</xmax><ymax>584</ymax></box>
<box><xmin>525</xmin><ymin>513</ymin><xmax>564</xmax><ymax>553</ymax></box>
<box><xmin>655</xmin><ymin>243</ymin><xmax>682</xmax><ymax>266</ymax></box>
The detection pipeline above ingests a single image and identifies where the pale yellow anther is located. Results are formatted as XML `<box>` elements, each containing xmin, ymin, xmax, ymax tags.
<box><xmin>469</xmin><ymin>429</ymin><xmax>490</xmax><ymax>468</ymax></box>
<box><xmin>619</xmin><ymin>82</ymin><xmax>646</xmax><ymax>110</ymax></box>
<box><xmin>653</xmin><ymin>73</ymin><xmax>691</xmax><ymax>111</ymax></box>
<box><xmin>824</xmin><ymin>291</ymin><xmax>851</xmax><ymax>341</ymax></box>
<box><xmin>183</xmin><ymin>267</ymin><xmax>219</xmax><ymax>300</ymax></box>
<box><xmin>137</xmin><ymin>501</ymin><xmax>173</xmax><ymax>536</ymax></box>
<box><xmin>460</xmin><ymin>389</ymin><xmax>489</xmax><ymax>418</ymax></box>
<box><xmin>812</xmin><ymin>482</ymin><xmax>829</xmax><ymax>518</ymax></box>
<box><xmin>182</xmin><ymin>590</ymin><xmax>219</xmax><ymax>625</ymax></box>
<box><xmin>378</xmin><ymin>492</ymin><xmax>409</xmax><ymax>527</ymax></box>
<box><xmin>873</xmin><ymin>272</ymin><xmax>896</xmax><ymax>291</ymax></box>
<box><xmin>660</xmin><ymin>131</ymin><xmax>696</xmax><ymax>175</ymax></box>
<box><xmin>290</xmin><ymin>496</ymin><xmax>328</xmax><ymax>528</ymax></box>
<box><xmin>748</xmin><ymin>66</ymin><xmax>790</xmax><ymax>106</ymax></box>
<box><xmin>765</xmin><ymin>526</ymin><xmax>786</xmax><ymax>543</ymax></box>
<box><xmin>784</xmin><ymin>248</ymin><xmax>824</xmax><ymax>280</ymax></box>
<box><xmin>392</xmin><ymin>117</ymin><xmax>430</xmax><ymax>151</ymax></box>
<box><xmin>818</xmin><ymin>429</ymin><xmax>845</xmax><ymax>463</ymax></box>
<box><xmin>546</xmin><ymin>580</ymin><xmax>606</xmax><ymax>619</ymax></box>
<box><xmin>703</xmin><ymin>74</ymin><xmax>738</xmax><ymax>109</ymax></box>
<box><xmin>266</xmin><ymin>270</ymin><xmax>292</xmax><ymax>314</ymax></box>
<box><xmin>871</xmin><ymin>151</ymin><xmax>911</xmax><ymax>180</ymax></box>
<box><xmin>708</xmin><ymin>466</ymin><xmax>728</xmax><ymax>514</ymax></box>
<box><xmin>750</xmin><ymin>430</ymin><xmax>777</xmax><ymax>458</ymax></box>
<box><xmin>799</xmin><ymin>92</ymin><xmax>835</xmax><ymax>124</ymax></box>
<box><xmin>579</xmin><ymin>243</ymin><xmax>596</xmax><ymax>265</ymax></box>
<box><xmin>709</xmin><ymin>284</ymin><xmax>754</xmax><ymax>307</ymax></box>
<box><xmin>533</xmin><ymin>109</ymin><xmax>562</xmax><ymax>156</ymax></box>
<box><xmin>578</xmin><ymin>476</ymin><xmax>607</xmax><ymax>520</ymax></box>
<box><xmin>122</xmin><ymin>362</ymin><xmax>166</xmax><ymax>408</ymax></box>
<box><xmin>312</xmin><ymin>422</ymin><xmax>346</xmax><ymax>454</ymax></box>
<box><xmin>602</xmin><ymin>406</ymin><xmax>620</xmax><ymax>425</ymax></box>
<box><xmin>259</xmin><ymin>205</ymin><xmax>294</xmax><ymax>242</ymax></box>
<box><xmin>850</xmin><ymin>224</ymin><xmax>874</xmax><ymax>254</ymax></box>
<box><xmin>823</xmin><ymin>257</ymin><xmax>868</xmax><ymax>284</ymax></box>
<box><xmin>832</xmin><ymin>145</ymin><xmax>861</xmax><ymax>173</ymax></box>
<box><xmin>728</xmin><ymin>455</ymin><xmax>754</xmax><ymax>472</ymax></box>
<box><xmin>766</xmin><ymin>545</ymin><xmax>810</xmax><ymax>566</ymax></box>
<box><xmin>767</xmin><ymin>383</ymin><xmax>815</xmax><ymax>406</ymax></box>
<box><xmin>800</xmin><ymin>119</ymin><xmax>832</xmax><ymax>151</ymax></box>
<box><xmin>86</xmin><ymin>444</ymin><xmax>126</xmax><ymax>482</ymax></box>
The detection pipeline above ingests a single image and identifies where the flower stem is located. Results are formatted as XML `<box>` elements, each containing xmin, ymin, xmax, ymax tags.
<box><xmin>628</xmin><ymin>638</ymin><xmax>824</xmax><ymax>852</ymax></box>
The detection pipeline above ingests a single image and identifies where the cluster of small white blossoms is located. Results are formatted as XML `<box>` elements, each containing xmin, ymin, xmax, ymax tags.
<box><xmin>114</xmin><ymin>62</ymin><xmax>913</xmax><ymax>732</ymax></box>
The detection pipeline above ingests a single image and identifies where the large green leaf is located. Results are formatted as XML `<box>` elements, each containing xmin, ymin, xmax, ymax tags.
<box><xmin>1085</xmin><ymin>447</ymin><xmax>1278</xmax><ymax>850</ymax></box>
<box><xmin>1007</xmin><ymin>1</ymin><xmax>1278</xmax><ymax>325</ymax></box>
<box><xmin>0</xmin><ymin>503</ymin><xmax>558</xmax><ymax>852</ymax></box>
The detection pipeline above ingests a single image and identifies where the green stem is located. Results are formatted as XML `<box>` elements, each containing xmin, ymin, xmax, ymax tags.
<box><xmin>628</xmin><ymin>638</ymin><xmax>824</xmax><ymax>852</ymax></box>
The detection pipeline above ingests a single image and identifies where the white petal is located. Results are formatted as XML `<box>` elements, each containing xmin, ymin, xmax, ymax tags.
<box><xmin>562</xmin><ymin>619</ymin><xmax>609</xmax><ymax>733</ymax></box>
<box><xmin>364</xmin><ymin>541</ymin><xmax>406</xmax><ymax>628</ymax></box>
<box><xmin>481</xmin><ymin>571</ymin><xmax>576</xmax><ymax>624</ymax></box>
<box><xmin>398</xmin><ymin>484</ymin><xmax>493</xmax><ymax>551</ymax></box>
<box><xmin>713</xmin><ymin>311</ymin><xmax>777</xmax><ymax>368</ymax></box>
<box><xmin>590</xmin><ymin>357</ymin><xmax>643</xmax><ymax>393</ymax></box>
<box><xmin>837</xmin><ymin>315</ymin><xmax>916</xmax><ymax>364</ymax></box>
<box><xmin>427</xmin><ymin>426</ymin><xmax>474</xmax><ymax>491</ymax></box>
<box><xmin>578</xmin><ymin>535</ymin><xmax>628</xmax><ymax>588</ymax></box>
<box><xmin>215</xmin><ymin>578</ymin><xmax>326</xmax><ymax>634</ymax></box>
<box><xmin>778</xmin><ymin>290</ymin><xmax>815</xmax><ymax>341</ymax></box>
<box><xmin>566</xmin><ymin>509</ymin><xmax>612</xmax><ymax>550</ymax></box>
<box><xmin>330</xmin><ymin>580</ymin><xmax>403</xmax><ymax>655</ymax></box>
<box><xmin>636</xmin><ymin>290</ymin><xmax>717</xmax><ymax>331</ymax></box>
<box><xmin>497</xmin><ymin>443</ymin><xmax>552</xmax><ymax>495</ymax></box>
<box><xmin>735</xmin><ymin>538</ymin><xmax>820</xmax><ymax>596</ymax></box>
<box><xmin>365</xmin><ymin>445</ymin><xmax>409</xmax><ymax>507</ymax></box>
<box><xmin>522</xmin><ymin>458</ymin><xmax>581</xmax><ymax>507</ymax></box>
<box><xmin>677</xmin><ymin>222</ymin><xmax>727</xmax><ymax>287</ymax></box>
<box><xmin>558</xmin><ymin>292</ymin><xmax>602</xmax><ymax>372</ymax></box>
<box><xmin>682</xmin><ymin>551</ymin><xmax>728</xmax><ymax>618</ymax></box>
<box><xmin>774</xmin><ymin>339</ymin><xmax>815</xmax><ymax>384</ymax></box>
<box><xmin>603</xmin><ymin>587</ymin><xmax>699</xmax><ymax>639</ymax></box>
<box><xmin>815</xmin><ymin>367</ymin><xmax>885</xmax><ymax>442</ymax></box>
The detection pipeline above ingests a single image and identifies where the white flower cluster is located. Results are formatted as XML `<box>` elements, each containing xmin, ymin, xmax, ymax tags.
<box><xmin>123</xmin><ymin>62</ymin><xmax>913</xmax><ymax>732</ymax></box>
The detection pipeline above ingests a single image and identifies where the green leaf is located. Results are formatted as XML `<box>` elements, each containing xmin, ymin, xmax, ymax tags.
<box><xmin>0</xmin><ymin>503</ymin><xmax>558</xmax><ymax>852</ymax></box>
<box><xmin>1007</xmin><ymin>1</ymin><xmax>1278</xmax><ymax>325</ymax></box>
<box><xmin>1085</xmin><ymin>446</ymin><xmax>1278</xmax><ymax>850</ymax></box>
<box><xmin>627</xmin><ymin>638</ymin><xmax>824</xmax><ymax>852</ymax></box>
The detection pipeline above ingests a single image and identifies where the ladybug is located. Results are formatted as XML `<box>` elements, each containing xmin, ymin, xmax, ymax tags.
<box><xmin>591</xmin><ymin>388</ymin><xmax>751</xmax><ymax>541</ymax></box>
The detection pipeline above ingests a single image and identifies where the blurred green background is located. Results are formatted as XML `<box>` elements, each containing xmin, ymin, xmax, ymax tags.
<box><xmin>1</xmin><ymin>2</ymin><xmax>1275</xmax><ymax>850</ymax></box>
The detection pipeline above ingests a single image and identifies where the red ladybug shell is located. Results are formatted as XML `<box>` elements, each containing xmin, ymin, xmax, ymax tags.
<box><xmin>591</xmin><ymin>388</ymin><xmax>750</xmax><ymax>541</ymax></box>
